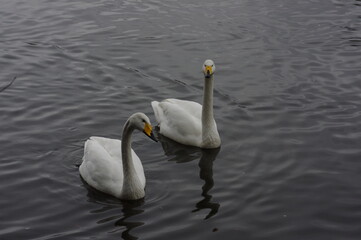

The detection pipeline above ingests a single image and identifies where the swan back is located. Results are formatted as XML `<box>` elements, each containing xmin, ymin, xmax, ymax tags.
<box><xmin>152</xmin><ymin>99</ymin><xmax>203</xmax><ymax>147</ymax></box>
<box><xmin>80</xmin><ymin>112</ymin><xmax>156</xmax><ymax>200</ymax></box>
<box><xmin>80</xmin><ymin>136</ymin><xmax>145</xmax><ymax>198</ymax></box>
<box><xmin>151</xmin><ymin>59</ymin><xmax>221</xmax><ymax>148</ymax></box>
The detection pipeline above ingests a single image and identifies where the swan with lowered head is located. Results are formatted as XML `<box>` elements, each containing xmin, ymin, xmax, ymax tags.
<box><xmin>79</xmin><ymin>112</ymin><xmax>157</xmax><ymax>200</ymax></box>
<box><xmin>151</xmin><ymin>59</ymin><xmax>221</xmax><ymax>149</ymax></box>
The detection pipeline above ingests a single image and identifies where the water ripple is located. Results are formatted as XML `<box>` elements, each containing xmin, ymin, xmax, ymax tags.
<box><xmin>1</xmin><ymin>0</ymin><xmax>361</xmax><ymax>239</ymax></box>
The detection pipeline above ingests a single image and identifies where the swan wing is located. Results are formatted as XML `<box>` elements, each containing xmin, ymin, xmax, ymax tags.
<box><xmin>79</xmin><ymin>137</ymin><xmax>145</xmax><ymax>198</ymax></box>
<box><xmin>151</xmin><ymin>99</ymin><xmax>202</xmax><ymax>147</ymax></box>
<box><xmin>90</xmin><ymin>137</ymin><xmax>145</xmax><ymax>187</ymax></box>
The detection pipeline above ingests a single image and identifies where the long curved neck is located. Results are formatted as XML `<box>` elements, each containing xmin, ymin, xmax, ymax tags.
<box><xmin>201</xmin><ymin>75</ymin><xmax>220</xmax><ymax>148</ymax></box>
<box><xmin>202</xmin><ymin>76</ymin><xmax>215</xmax><ymax>134</ymax></box>
<box><xmin>120</xmin><ymin>120</ymin><xmax>144</xmax><ymax>199</ymax></box>
<box><xmin>121</xmin><ymin>120</ymin><xmax>135</xmax><ymax>174</ymax></box>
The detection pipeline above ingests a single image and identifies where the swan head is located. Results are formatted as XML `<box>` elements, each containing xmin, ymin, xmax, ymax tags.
<box><xmin>202</xmin><ymin>59</ymin><xmax>215</xmax><ymax>78</ymax></box>
<box><xmin>129</xmin><ymin>112</ymin><xmax>158</xmax><ymax>142</ymax></box>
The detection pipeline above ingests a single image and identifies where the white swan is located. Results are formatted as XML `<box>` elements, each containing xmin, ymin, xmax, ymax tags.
<box><xmin>79</xmin><ymin>112</ymin><xmax>157</xmax><ymax>200</ymax></box>
<box><xmin>151</xmin><ymin>59</ymin><xmax>221</xmax><ymax>149</ymax></box>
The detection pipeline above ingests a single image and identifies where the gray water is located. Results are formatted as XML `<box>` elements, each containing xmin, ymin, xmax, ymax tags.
<box><xmin>1</xmin><ymin>0</ymin><xmax>361</xmax><ymax>239</ymax></box>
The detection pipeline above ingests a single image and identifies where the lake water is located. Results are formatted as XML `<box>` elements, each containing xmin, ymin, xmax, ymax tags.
<box><xmin>1</xmin><ymin>0</ymin><xmax>361</xmax><ymax>239</ymax></box>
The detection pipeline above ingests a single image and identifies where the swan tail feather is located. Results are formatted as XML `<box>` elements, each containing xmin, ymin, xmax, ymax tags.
<box><xmin>151</xmin><ymin>101</ymin><xmax>162</xmax><ymax>125</ymax></box>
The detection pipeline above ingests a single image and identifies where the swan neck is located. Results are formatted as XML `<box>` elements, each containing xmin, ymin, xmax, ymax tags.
<box><xmin>121</xmin><ymin>120</ymin><xmax>144</xmax><ymax>199</ymax></box>
<box><xmin>202</xmin><ymin>76</ymin><xmax>214</xmax><ymax>129</ymax></box>
<box><xmin>201</xmin><ymin>75</ymin><xmax>221</xmax><ymax>148</ymax></box>
<box><xmin>121</xmin><ymin>120</ymin><xmax>134</xmax><ymax>170</ymax></box>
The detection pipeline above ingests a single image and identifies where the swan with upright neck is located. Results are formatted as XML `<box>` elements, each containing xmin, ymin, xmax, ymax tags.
<box><xmin>79</xmin><ymin>112</ymin><xmax>157</xmax><ymax>200</ymax></box>
<box><xmin>151</xmin><ymin>59</ymin><xmax>221</xmax><ymax>149</ymax></box>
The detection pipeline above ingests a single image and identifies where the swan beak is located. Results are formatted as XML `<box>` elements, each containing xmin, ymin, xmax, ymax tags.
<box><xmin>205</xmin><ymin>65</ymin><xmax>213</xmax><ymax>78</ymax></box>
<box><xmin>143</xmin><ymin>123</ymin><xmax>158</xmax><ymax>142</ymax></box>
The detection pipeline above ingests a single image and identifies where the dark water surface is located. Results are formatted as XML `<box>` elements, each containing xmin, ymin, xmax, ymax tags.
<box><xmin>1</xmin><ymin>0</ymin><xmax>361</xmax><ymax>239</ymax></box>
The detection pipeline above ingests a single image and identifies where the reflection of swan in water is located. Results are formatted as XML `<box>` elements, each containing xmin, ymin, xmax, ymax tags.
<box><xmin>81</xmin><ymin>180</ymin><xmax>144</xmax><ymax>240</ymax></box>
<box><xmin>158</xmin><ymin>134</ymin><xmax>220</xmax><ymax>219</ymax></box>
<box><xmin>114</xmin><ymin>201</ymin><xmax>144</xmax><ymax>239</ymax></box>
<box><xmin>192</xmin><ymin>147</ymin><xmax>220</xmax><ymax>219</ymax></box>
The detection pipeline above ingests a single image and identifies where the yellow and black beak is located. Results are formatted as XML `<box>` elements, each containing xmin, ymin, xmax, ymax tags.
<box><xmin>204</xmin><ymin>65</ymin><xmax>213</xmax><ymax>78</ymax></box>
<box><xmin>143</xmin><ymin>122</ymin><xmax>158</xmax><ymax>142</ymax></box>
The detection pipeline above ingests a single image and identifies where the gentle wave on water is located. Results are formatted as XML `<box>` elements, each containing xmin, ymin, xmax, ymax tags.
<box><xmin>0</xmin><ymin>0</ymin><xmax>360</xmax><ymax>239</ymax></box>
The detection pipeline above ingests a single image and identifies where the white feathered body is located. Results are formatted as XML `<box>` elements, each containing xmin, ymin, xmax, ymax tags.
<box><xmin>79</xmin><ymin>136</ymin><xmax>145</xmax><ymax>198</ymax></box>
<box><xmin>151</xmin><ymin>98</ymin><xmax>220</xmax><ymax>148</ymax></box>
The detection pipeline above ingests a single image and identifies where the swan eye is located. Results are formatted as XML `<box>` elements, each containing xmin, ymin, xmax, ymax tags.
<box><xmin>142</xmin><ymin>119</ymin><xmax>146</xmax><ymax>123</ymax></box>
<box><xmin>211</xmin><ymin>65</ymin><xmax>213</xmax><ymax>67</ymax></box>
